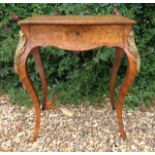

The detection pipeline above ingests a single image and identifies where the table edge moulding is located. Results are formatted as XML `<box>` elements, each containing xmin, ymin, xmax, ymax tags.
<box><xmin>14</xmin><ymin>15</ymin><xmax>140</xmax><ymax>142</ymax></box>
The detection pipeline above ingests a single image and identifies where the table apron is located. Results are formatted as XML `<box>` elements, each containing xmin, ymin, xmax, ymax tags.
<box><xmin>29</xmin><ymin>25</ymin><xmax>124</xmax><ymax>51</ymax></box>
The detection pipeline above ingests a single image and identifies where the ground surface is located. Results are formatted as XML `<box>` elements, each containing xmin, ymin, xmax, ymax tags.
<box><xmin>0</xmin><ymin>94</ymin><xmax>155</xmax><ymax>152</ymax></box>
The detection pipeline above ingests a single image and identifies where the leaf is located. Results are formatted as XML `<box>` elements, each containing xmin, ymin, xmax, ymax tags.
<box><xmin>59</xmin><ymin>107</ymin><xmax>74</xmax><ymax>117</ymax></box>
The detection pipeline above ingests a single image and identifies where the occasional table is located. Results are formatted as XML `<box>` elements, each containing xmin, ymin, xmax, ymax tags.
<box><xmin>14</xmin><ymin>15</ymin><xmax>140</xmax><ymax>142</ymax></box>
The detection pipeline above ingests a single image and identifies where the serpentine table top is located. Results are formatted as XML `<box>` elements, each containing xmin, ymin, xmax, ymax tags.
<box><xmin>18</xmin><ymin>15</ymin><xmax>135</xmax><ymax>25</ymax></box>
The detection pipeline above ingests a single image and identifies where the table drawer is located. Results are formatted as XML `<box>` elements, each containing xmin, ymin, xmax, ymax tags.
<box><xmin>30</xmin><ymin>25</ymin><xmax>124</xmax><ymax>51</ymax></box>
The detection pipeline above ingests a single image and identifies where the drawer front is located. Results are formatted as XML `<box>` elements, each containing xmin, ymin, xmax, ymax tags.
<box><xmin>30</xmin><ymin>25</ymin><xmax>124</xmax><ymax>51</ymax></box>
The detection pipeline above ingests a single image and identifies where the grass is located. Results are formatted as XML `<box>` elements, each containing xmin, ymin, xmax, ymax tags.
<box><xmin>0</xmin><ymin>79</ymin><xmax>33</xmax><ymax>109</ymax></box>
<box><xmin>0</xmin><ymin>76</ymin><xmax>155</xmax><ymax>111</ymax></box>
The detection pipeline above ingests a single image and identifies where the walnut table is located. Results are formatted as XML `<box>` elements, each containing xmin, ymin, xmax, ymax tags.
<box><xmin>14</xmin><ymin>15</ymin><xmax>140</xmax><ymax>142</ymax></box>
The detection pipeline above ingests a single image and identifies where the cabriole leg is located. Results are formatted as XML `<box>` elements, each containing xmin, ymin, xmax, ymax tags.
<box><xmin>16</xmin><ymin>47</ymin><xmax>41</xmax><ymax>142</ymax></box>
<box><xmin>31</xmin><ymin>47</ymin><xmax>55</xmax><ymax>110</ymax></box>
<box><xmin>14</xmin><ymin>31</ymin><xmax>41</xmax><ymax>142</ymax></box>
<box><xmin>116</xmin><ymin>31</ymin><xmax>140</xmax><ymax>140</ymax></box>
<box><xmin>110</xmin><ymin>47</ymin><xmax>123</xmax><ymax>110</ymax></box>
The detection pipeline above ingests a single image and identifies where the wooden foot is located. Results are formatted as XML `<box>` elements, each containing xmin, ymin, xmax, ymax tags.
<box><xmin>110</xmin><ymin>47</ymin><xmax>123</xmax><ymax>110</ymax></box>
<box><xmin>42</xmin><ymin>100</ymin><xmax>55</xmax><ymax>110</ymax></box>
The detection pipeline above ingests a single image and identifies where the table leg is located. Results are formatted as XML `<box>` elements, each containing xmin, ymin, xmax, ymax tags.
<box><xmin>31</xmin><ymin>47</ymin><xmax>55</xmax><ymax>110</ymax></box>
<box><xmin>15</xmin><ymin>46</ymin><xmax>41</xmax><ymax>142</ymax></box>
<box><xmin>116</xmin><ymin>31</ymin><xmax>140</xmax><ymax>140</ymax></box>
<box><xmin>110</xmin><ymin>47</ymin><xmax>123</xmax><ymax>110</ymax></box>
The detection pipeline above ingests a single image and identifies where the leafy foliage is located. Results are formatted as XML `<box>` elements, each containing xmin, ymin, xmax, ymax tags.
<box><xmin>0</xmin><ymin>4</ymin><xmax>155</xmax><ymax>108</ymax></box>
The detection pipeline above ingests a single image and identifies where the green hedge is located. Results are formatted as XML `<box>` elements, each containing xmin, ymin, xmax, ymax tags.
<box><xmin>0</xmin><ymin>4</ymin><xmax>155</xmax><ymax>108</ymax></box>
